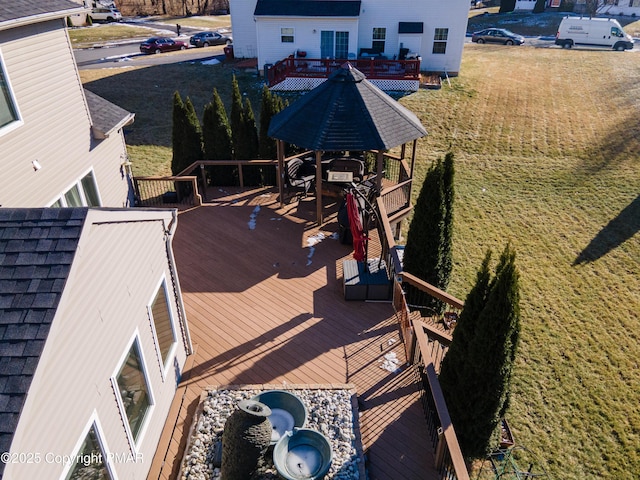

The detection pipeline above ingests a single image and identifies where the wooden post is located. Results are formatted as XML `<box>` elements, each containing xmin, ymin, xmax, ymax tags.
<box><xmin>277</xmin><ymin>140</ymin><xmax>285</xmax><ymax>208</ymax></box>
<box><xmin>376</xmin><ymin>150</ymin><xmax>384</xmax><ymax>193</ymax></box>
<box><xmin>199</xmin><ymin>163</ymin><xmax>207</xmax><ymax>201</ymax></box>
<box><xmin>315</xmin><ymin>150</ymin><xmax>323</xmax><ymax>225</ymax></box>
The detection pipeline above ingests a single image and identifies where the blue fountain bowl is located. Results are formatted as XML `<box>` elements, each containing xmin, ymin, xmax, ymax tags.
<box><xmin>251</xmin><ymin>390</ymin><xmax>307</xmax><ymax>445</ymax></box>
<box><xmin>273</xmin><ymin>428</ymin><xmax>332</xmax><ymax>480</ymax></box>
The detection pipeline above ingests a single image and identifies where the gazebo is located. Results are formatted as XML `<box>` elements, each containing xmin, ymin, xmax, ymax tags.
<box><xmin>268</xmin><ymin>63</ymin><xmax>427</xmax><ymax>224</ymax></box>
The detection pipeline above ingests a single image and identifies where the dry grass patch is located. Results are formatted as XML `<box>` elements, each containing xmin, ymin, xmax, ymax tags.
<box><xmin>68</xmin><ymin>23</ymin><xmax>165</xmax><ymax>47</ymax></box>
<box><xmin>400</xmin><ymin>45</ymin><xmax>639</xmax><ymax>479</ymax></box>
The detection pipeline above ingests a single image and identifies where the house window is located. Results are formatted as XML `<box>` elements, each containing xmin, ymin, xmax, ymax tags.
<box><xmin>114</xmin><ymin>338</ymin><xmax>153</xmax><ymax>444</ymax></box>
<box><xmin>51</xmin><ymin>170</ymin><xmax>101</xmax><ymax>207</ymax></box>
<box><xmin>433</xmin><ymin>28</ymin><xmax>449</xmax><ymax>54</ymax></box>
<box><xmin>0</xmin><ymin>53</ymin><xmax>20</xmax><ymax>132</ymax></box>
<box><xmin>66</xmin><ymin>424</ymin><xmax>112</xmax><ymax>480</ymax></box>
<box><xmin>149</xmin><ymin>280</ymin><xmax>177</xmax><ymax>373</ymax></box>
<box><xmin>281</xmin><ymin>27</ymin><xmax>294</xmax><ymax>43</ymax></box>
<box><xmin>372</xmin><ymin>28</ymin><xmax>386</xmax><ymax>52</ymax></box>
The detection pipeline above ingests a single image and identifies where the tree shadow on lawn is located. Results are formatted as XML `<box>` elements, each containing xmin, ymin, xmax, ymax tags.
<box><xmin>573</xmin><ymin>194</ymin><xmax>640</xmax><ymax>265</ymax></box>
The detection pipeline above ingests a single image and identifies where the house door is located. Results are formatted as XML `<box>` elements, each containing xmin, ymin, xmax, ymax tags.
<box><xmin>321</xmin><ymin>31</ymin><xmax>349</xmax><ymax>59</ymax></box>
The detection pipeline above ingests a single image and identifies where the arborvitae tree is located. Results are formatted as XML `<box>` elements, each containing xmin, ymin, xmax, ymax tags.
<box><xmin>202</xmin><ymin>88</ymin><xmax>235</xmax><ymax>185</ymax></box>
<box><xmin>241</xmin><ymin>97</ymin><xmax>262</xmax><ymax>185</ymax></box>
<box><xmin>259</xmin><ymin>86</ymin><xmax>278</xmax><ymax>160</ymax></box>
<box><xmin>182</xmin><ymin>96</ymin><xmax>204</xmax><ymax>172</ymax></box>
<box><xmin>469</xmin><ymin>243</ymin><xmax>520</xmax><ymax>458</ymax></box>
<box><xmin>438</xmin><ymin>250</ymin><xmax>492</xmax><ymax>457</ymax></box>
<box><xmin>499</xmin><ymin>0</ymin><xmax>516</xmax><ymax>13</ymax></box>
<box><xmin>439</xmin><ymin>244</ymin><xmax>521</xmax><ymax>460</ymax></box>
<box><xmin>171</xmin><ymin>91</ymin><xmax>187</xmax><ymax>175</ymax></box>
<box><xmin>67</xmin><ymin>16</ymin><xmax>73</xmax><ymax>28</ymax></box>
<box><xmin>243</xmin><ymin>98</ymin><xmax>259</xmax><ymax>160</ymax></box>
<box><xmin>402</xmin><ymin>156</ymin><xmax>448</xmax><ymax>314</ymax></box>
<box><xmin>230</xmin><ymin>75</ymin><xmax>244</xmax><ymax>160</ymax></box>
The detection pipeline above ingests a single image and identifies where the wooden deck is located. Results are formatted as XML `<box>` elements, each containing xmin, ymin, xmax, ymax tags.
<box><xmin>147</xmin><ymin>187</ymin><xmax>439</xmax><ymax>480</ymax></box>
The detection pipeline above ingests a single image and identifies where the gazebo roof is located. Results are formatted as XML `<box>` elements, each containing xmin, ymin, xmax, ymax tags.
<box><xmin>268</xmin><ymin>63</ymin><xmax>427</xmax><ymax>151</ymax></box>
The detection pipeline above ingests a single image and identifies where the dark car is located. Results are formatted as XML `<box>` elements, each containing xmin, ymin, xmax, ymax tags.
<box><xmin>471</xmin><ymin>28</ymin><xmax>525</xmax><ymax>45</ymax></box>
<box><xmin>139</xmin><ymin>37</ymin><xmax>188</xmax><ymax>54</ymax></box>
<box><xmin>189</xmin><ymin>31</ymin><xmax>233</xmax><ymax>48</ymax></box>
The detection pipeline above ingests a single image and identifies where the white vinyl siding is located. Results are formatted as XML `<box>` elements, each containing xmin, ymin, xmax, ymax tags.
<box><xmin>0</xmin><ymin>19</ymin><xmax>132</xmax><ymax>208</ymax></box>
<box><xmin>5</xmin><ymin>210</ymin><xmax>187</xmax><ymax>479</ymax></box>
<box><xmin>255</xmin><ymin>17</ymin><xmax>358</xmax><ymax>69</ymax></box>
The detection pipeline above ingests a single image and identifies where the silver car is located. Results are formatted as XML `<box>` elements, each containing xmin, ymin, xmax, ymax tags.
<box><xmin>189</xmin><ymin>31</ymin><xmax>232</xmax><ymax>48</ymax></box>
<box><xmin>471</xmin><ymin>28</ymin><xmax>525</xmax><ymax>45</ymax></box>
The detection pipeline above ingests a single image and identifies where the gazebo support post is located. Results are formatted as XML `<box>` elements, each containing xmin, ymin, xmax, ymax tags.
<box><xmin>277</xmin><ymin>140</ymin><xmax>285</xmax><ymax>208</ymax></box>
<box><xmin>409</xmin><ymin>139</ymin><xmax>418</xmax><ymax>198</ymax></box>
<box><xmin>315</xmin><ymin>150</ymin><xmax>323</xmax><ymax>225</ymax></box>
<box><xmin>375</xmin><ymin>150</ymin><xmax>384</xmax><ymax>194</ymax></box>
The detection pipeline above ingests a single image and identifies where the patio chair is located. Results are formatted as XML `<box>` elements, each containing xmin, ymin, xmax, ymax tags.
<box><xmin>285</xmin><ymin>158</ymin><xmax>315</xmax><ymax>201</ymax></box>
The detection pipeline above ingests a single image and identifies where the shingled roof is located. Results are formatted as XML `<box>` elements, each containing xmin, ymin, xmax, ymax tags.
<box><xmin>84</xmin><ymin>89</ymin><xmax>135</xmax><ymax>140</ymax></box>
<box><xmin>268</xmin><ymin>64</ymin><xmax>427</xmax><ymax>151</ymax></box>
<box><xmin>0</xmin><ymin>0</ymin><xmax>83</xmax><ymax>26</ymax></box>
<box><xmin>0</xmin><ymin>208</ymin><xmax>87</xmax><ymax>472</ymax></box>
<box><xmin>254</xmin><ymin>0</ymin><xmax>361</xmax><ymax>17</ymax></box>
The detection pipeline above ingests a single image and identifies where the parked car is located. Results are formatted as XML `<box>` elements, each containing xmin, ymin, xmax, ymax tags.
<box><xmin>471</xmin><ymin>28</ymin><xmax>525</xmax><ymax>45</ymax></box>
<box><xmin>90</xmin><ymin>7</ymin><xmax>122</xmax><ymax>22</ymax></box>
<box><xmin>140</xmin><ymin>37</ymin><xmax>188</xmax><ymax>54</ymax></box>
<box><xmin>189</xmin><ymin>31</ymin><xmax>232</xmax><ymax>48</ymax></box>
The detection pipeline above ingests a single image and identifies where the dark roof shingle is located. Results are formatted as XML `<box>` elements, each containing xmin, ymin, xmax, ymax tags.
<box><xmin>254</xmin><ymin>0</ymin><xmax>361</xmax><ymax>17</ymax></box>
<box><xmin>268</xmin><ymin>64</ymin><xmax>427</xmax><ymax>151</ymax></box>
<box><xmin>0</xmin><ymin>0</ymin><xmax>83</xmax><ymax>24</ymax></box>
<box><xmin>0</xmin><ymin>208</ymin><xmax>86</xmax><ymax>472</ymax></box>
<box><xmin>84</xmin><ymin>89</ymin><xmax>135</xmax><ymax>140</ymax></box>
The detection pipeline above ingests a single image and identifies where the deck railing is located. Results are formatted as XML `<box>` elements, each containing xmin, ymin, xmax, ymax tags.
<box><xmin>266</xmin><ymin>57</ymin><xmax>421</xmax><ymax>87</ymax></box>
<box><xmin>133</xmin><ymin>176</ymin><xmax>202</xmax><ymax>207</ymax></box>
<box><xmin>133</xmin><ymin>160</ymin><xmax>279</xmax><ymax>207</ymax></box>
<box><xmin>374</xmin><ymin>195</ymin><xmax>469</xmax><ymax>480</ymax></box>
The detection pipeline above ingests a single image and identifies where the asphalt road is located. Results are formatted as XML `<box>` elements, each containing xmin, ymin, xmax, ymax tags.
<box><xmin>74</xmin><ymin>21</ymin><xmax>229</xmax><ymax>69</ymax></box>
<box><xmin>75</xmin><ymin>41</ymin><xmax>227</xmax><ymax>69</ymax></box>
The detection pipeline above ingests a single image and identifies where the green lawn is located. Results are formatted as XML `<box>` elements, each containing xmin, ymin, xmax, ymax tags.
<box><xmin>81</xmin><ymin>43</ymin><xmax>640</xmax><ymax>479</ymax></box>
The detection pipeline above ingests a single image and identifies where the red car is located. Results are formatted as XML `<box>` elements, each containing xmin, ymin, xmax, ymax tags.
<box><xmin>139</xmin><ymin>37</ymin><xmax>188</xmax><ymax>54</ymax></box>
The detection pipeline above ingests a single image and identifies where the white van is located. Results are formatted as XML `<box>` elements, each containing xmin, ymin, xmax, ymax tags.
<box><xmin>90</xmin><ymin>7</ymin><xmax>123</xmax><ymax>22</ymax></box>
<box><xmin>555</xmin><ymin>16</ymin><xmax>634</xmax><ymax>51</ymax></box>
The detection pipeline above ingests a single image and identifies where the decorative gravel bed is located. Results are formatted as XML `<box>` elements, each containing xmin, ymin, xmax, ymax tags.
<box><xmin>181</xmin><ymin>385</ymin><xmax>365</xmax><ymax>480</ymax></box>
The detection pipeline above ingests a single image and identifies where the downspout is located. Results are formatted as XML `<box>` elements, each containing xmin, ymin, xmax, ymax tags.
<box><xmin>166</xmin><ymin>209</ymin><xmax>193</xmax><ymax>355</ymax></box>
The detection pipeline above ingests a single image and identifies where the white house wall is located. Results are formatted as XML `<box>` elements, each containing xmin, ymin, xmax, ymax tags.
<box><xmin>5</xmin><ymin>209</ymin><xmax>188</xmax><ymax>479</ymax></box>
<box><xmin>256</xmin><ymin>17</ymin><xmax>359</xmax><ymax>69</ymax></box>
<box><xmin>0</xmin><ymin>19</ymin><xmax>131</xmax><ymax>208</ymax></box>
<box><xmin>357</xmin><ymin>0</ymin><xmax>469</xmax><ymax>74</ymax></box>
<box><xmin>229</xmin><ymin>0</ymin><xmax>259</xmax><ymax>59</ymax></box>
<box><xmin>231</xmin><ymin>0</ymin><xmax>469</xmax><ymax>75</ymax></box>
